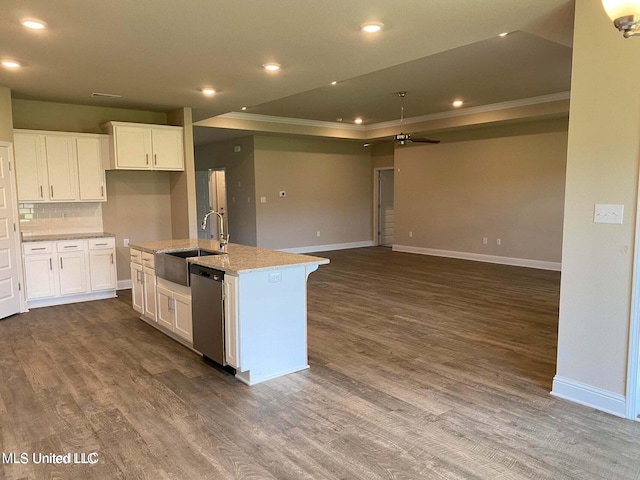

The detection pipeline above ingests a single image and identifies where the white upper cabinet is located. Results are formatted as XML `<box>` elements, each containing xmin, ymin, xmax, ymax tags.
<box><xmin>45</xmin><ymin>135</ymin><xmax>78</xmax><ymax>201</ymax></box>
<box><xmin>13</xmin><ymin>130</ymin><xmax>108</xmax><ymax>203</ymax></box>
<box><xmin>104</xmin><ymin>121</ymin><xmax>184</xmax><ymax>171</ymax></box>
<box><xmin>77</xmin><ymin>137</ymin><xmax>107</xmax><ymax>201</ymax></box>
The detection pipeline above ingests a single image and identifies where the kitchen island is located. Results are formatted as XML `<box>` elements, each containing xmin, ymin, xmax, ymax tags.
<box><xmin>129</xmin><ymin>240</ymin><xmax>329</xmax><ymax>385</ymax></box>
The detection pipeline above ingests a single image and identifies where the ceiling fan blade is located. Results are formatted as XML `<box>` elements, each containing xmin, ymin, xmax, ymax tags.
<box><xmin>363</xmin><ymin>139</ymin><xmax>392</xmax><ymax>147</ymax></box>
<box><xmin>410</xmin><ymin>138</ymin><xmax>440</xmax><ymax>144</ymax></box>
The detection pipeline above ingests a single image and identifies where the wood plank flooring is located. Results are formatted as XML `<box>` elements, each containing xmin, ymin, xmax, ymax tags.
<box><xmin>1</xmin><ymin>247</ymin><xmax>640</xmax><ymax>479</ymax></box>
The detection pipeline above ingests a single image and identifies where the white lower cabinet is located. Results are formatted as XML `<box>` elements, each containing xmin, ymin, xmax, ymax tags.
<box><xmin>130</xmin><ymin>249</ymin><xmax>156</xmax><ymax>321</ymax></box>
<box><xmin>157</xmin><ymin>279</ymin><xmax>192</xmax><ymax>343</ymax></box>
<box><xmin>23</xmin><ymin>237</ymin><xmax>117</xmax><ymax>308</ymax></box>
<box><xmin>224</xmin><ymin>274</ymin><xmax>240</xmax><ymax>369</ymax></box>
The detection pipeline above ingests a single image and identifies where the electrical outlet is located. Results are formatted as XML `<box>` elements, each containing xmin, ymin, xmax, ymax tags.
<box><xmin>260</xmin><ymin>196</ymin><xmax>267</xmax><ymax>203</ymax></box>
<box><xmin>316</xmin><ymin>231</ymin><xmax>321</xmax><ymax>237</ymax></box>
<box><xmin>483</xmin><ymin>237</ymin><xmax>488</xmax><ymax>245</ymax></box>
<box><xmin>496</xmin><ymin>238</ymin><xmax>502</xmax><ymax>246</ymax></box>
<box><xmin>123</xmin><ymin>238</ymin><xmax>129</xmax><ymax>247</ymax></box>
<box><xmin>409</xmin><ymin>231</ymin><xmax>413</xmax><ymax>238</ymax></box>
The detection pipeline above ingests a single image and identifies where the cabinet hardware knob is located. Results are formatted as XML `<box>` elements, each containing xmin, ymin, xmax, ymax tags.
<box><xmin>60</xmin><ymin>258</ymin><xmax>63</xmax><ymax>269</ymax></box>
<box><xmin>49</xmin><ymin>258</ymin><xmax>52</xmax><ymax>270</ymax></box>
<box><xmin>111</xmin><ymin>253</ymin><xmax>114</xmax><ymax>264</ymax></box>
<box><xmin>146</xmin><ymin>153</ymin><xmax>149</xmax><ymax>165</ymax></box>
<box><xmin>154</xmin><ymin>153</ymin><xmax>157</xmax><ymax>165</ymax></box>
<box><xmin>50</xmin><ymin>186</ymin><xmax>54</xmax><ymax>198</ymax></box>
<box><xmin>40</xmin><ymin>186</ymin><xmax>43</xmax><ymax>198</ymax></box>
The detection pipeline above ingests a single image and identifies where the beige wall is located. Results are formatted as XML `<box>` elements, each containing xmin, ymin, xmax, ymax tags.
<box><xmin>253</xmin><ymin>135</ymin><xmax>372</xmax><ymax>250</ymax></box>
<box><xmin>395</xmin><ymin>131</ymin><xmax>567</xmax><ymax>263</ymax></box>
<box><xmin>12</xmin><ymin>99</ymin><xmax>166</xmax><ymax>132</ymax></box>
<box><xmin>555</xmin><ymin>0</ymin><xmax>640</xmax><ymax>397</ymax></box>
<box><xmin>0</xmin><ymin>86</ymin><xmax>13</xmax><ymax>142</ymax></box>
<box><xmin>102</xmin><ymin>171</ymin><xmax>173</xmax><ymax>281</ymax></box>
<box><xmin>371</xmin><ymin>143</ymin><xmax>394</xmax><ymax>169</ymax></box>
<box><xmin>194</xmin><ymin>136</ymin><xmax>257</xmax><ymax>246</ymax></box>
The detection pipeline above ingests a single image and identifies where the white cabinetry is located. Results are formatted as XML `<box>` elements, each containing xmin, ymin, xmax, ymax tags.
<box><xmin>130</xmin><ymin>249</ymin><xmax>156</xmax><ymax>322</ymax></box>
<box><xmin>57</xmin><ymin>240</ymin><xmax>88</xmax><ymax>295</ymax></box>
<box><xmin>157</xmin><ymin>278</ymin><xmax>192</xmax><ymax>343</ymax></box>
<box><xmin>104</xmin><ymin>122</ymin><xmax>184</xmax><ymax>171</ymax></box>
<box><xmin>23</xmin><ymin>243</ymin><xmax>56</xmax><ymax>300</ymax></box>
<box><xmin>88</xmin><ymin>238</ymin><xmax>116</xmax><ymax>291</ymax></box>
<box><xmin>22</xmin><ymin>237</ymin><xmax>117</xmax><ymax>308</ymax></box>
<box><xmin>13</xmin><ymin>130</ymin><xmax>107</xmax><ymax>203</ymax></box>
<box><xmin>224</xmin><ymin>274</ymin><xmax>240</xmax><ymax>369</ymax></box>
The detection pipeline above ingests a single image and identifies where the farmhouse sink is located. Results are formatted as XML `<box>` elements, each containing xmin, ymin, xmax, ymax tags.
<box><xmin>155</xmin><ymin>249</ymin><xmax>222</xmax><ymax>286</ymax></box>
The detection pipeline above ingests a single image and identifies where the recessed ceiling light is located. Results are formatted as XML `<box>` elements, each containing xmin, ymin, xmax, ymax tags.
<box><xmin>452</xmin><ymin>100</ymin><xmax>464</xmax><ymax>108</ymax></box>
<box><xmin>241</xmin><ymin>107</ymin><xmax>247</xmax><ymax>111</ymax></box>
<box><xmin>1</xmin><ymin>60</ymin><xmax>21</xmax><ymax>69</ymax></box>
<box><xmin>201</xmin><ymin>88</ymin><xmax>216</xmax><ymax>96</ymax></box>
<box><xmin>499</xmin><ymin>32</ymin><xmax>509</xmax><ymax>37</ymax></box>
<box><xmin>330</xmin><ymin>81</ymin><xmax>337</xmax><ymax>85</ymax></box>
<box><xmin>263</xmin><ymin>63</ymin><xmax>281</xmax><ymax>72</ymax></box>
<box><xmin>354</xmin><ymin>117</ymin><xmax>363</xmax><ymax>124</ymax></box>
<box><xmin>361</xmin><ymin>22</ymin><xmax>384</xmax><ymax>33</ymax></box>
<box><xmin>22</xmin><ymin>18</ymin><xmax>47</xmax><ymax>30</ymax></box>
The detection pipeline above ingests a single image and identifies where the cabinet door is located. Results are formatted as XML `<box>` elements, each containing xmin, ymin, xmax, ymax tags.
<box><xmin>143</xmin><ymin>267</ymin><xmax>157</xmax><ymax>321</ymax></box>
<box><xmin>58</xmin><ymin>251</ymin><xmax>88</xmax><ymax>296</ymax></box>
<box><xmin>77</xmin><ymin>137</ymin><xmax>106</xmax><ymax>201</ymax></box>
<box><xmin>173</xmin><ymin>291</ymin><xmax>192</xmax><ymax>342</ymax></box>
<box><xmin>89</xmin><ymin>249</ymin><xmax>116</xmax><ymax>291</ymax></box>
<box><xmin>224</xmin><ymin>275</ymin><xmax>240</xmax><ymax>369</ymax></box>
<box><xmin>131</xmin><ymin>262</ymin><xmax>144</xmax><ymax>314</ymax></box>
<box><xmin>156</xmin><ymin>285</ymin><xmax>175</xmax><ymax>331</ymax></box>
<box><xmin>14</xmin><ymin>133</ymin><xmax>48</xmax><ymax>202</ymax></box>
<box><xmin>23</xmin><ymin>255</ymin><xmax>56</xmax><ymax>299</ymax></box>
<box><xmin>45</xmin><ymin>135</ymin><xmax>78</xmax><ymax>201</ymax></box>
<box><xmin>151</xmin><ymin>128</ymin><xmax>184</xmax><ymax>171</ymax></box>
<box><xmin>113</xmin><ymin>125</ymin><xmax>152</xmax><ymax>169</ymax></box>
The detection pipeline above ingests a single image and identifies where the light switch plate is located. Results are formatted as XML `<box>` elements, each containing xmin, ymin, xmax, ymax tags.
<box><xmin>594</xmin><ymin>204</ymin><xmax>624</xmax><ymax>224</ymax></box>
<box><xmin>260</xmin><ymin>196</ymin><xmax>267</xmax><ymax>203</ymax></box>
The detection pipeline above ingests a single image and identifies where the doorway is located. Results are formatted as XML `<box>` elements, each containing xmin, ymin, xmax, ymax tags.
<box><xmin>195</xmin><ymin>169</ymin><xmax>228</xmax><ymax>240</ymax></box>
<box><xmin>374</xmin><ymin>168</ymin><xmax>395</xmax><ymax>247</ymax></box>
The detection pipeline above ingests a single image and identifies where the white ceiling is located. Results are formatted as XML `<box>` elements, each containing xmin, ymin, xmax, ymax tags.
<box><xmin>0</xmin><ymin>0</ymin><xmax>575</xmax><ymax>143</ymax></box>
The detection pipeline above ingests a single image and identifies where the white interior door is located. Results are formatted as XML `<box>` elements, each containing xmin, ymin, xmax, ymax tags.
<box><xmin>208</xmin><ymin>169</ymin><xmax>228</xmax><ymax>239</ymax></box>
<box><xmin>378</xmin><ymin>169</ymin><xmax>395</xmax><ymax>247</ymax></box>
<box><xmin>0</xmin><ymin>145</ymin><xmax>22</xmax><ymax>318</ymax></box>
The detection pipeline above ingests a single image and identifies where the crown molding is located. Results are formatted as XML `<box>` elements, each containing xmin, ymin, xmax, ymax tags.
<box><xmin>196</xmin><ymin>91</ymin><xmax>571</xmax><ymax>137</ymax></box>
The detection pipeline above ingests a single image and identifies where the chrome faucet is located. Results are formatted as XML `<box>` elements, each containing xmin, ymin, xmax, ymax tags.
<box><xmin>201</xmin><ymin>210</ymin><xmax>229</xmax><ymax>250</ymax></box>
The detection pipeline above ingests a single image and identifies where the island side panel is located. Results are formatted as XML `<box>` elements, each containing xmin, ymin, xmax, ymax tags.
<box><xmin>236</xmin><ymin>265</ymin><xmax>308</xmax><ymax>385</ymax></box>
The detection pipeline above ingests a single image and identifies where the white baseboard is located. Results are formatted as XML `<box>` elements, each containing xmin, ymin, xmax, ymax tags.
<box><xmin>279</xmin><ymin>240</ymin><xmax>374</xmax><ymax>254</ymax></box>
<box><xmin>551</xmin><ymin>376</ymin><xmax>626</xmax><ymax>418</ymax></box>
<box><xmin>392</xmin><ymin>245</ymin><xmax>562</xmax><ymax>271</ymax></box>
<box><xmin>118</xmin><ymin>279</ymin><xmax>132</xmax><ymax>290</ymax></box>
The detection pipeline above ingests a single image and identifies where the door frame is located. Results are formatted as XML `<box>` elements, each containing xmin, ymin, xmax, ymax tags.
<box><xmin>626</xmin><ymin>173</ymin><xmax>640</xmax><ymax>420</ymax></box>
<box><xmin>0</xmin><ymin>141</ymin><xmax>28</xmax><ymax>314</ymax></box>
<box><xmin>373</xmin><ymin>167</ymin><xmax>394</xmax><ymax>247</ymax></box>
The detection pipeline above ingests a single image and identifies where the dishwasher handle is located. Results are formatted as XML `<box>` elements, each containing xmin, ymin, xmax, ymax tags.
<box><xmin>190</xmin><ymin>264</ymin><xmax>224</xmax><ymax>282</ymax></box>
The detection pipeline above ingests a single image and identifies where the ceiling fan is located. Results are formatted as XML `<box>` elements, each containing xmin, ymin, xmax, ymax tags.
<box><xmin>364</xmin><ymin>92</ymin><xmax>440</xmax><ymax>147</ymax></box>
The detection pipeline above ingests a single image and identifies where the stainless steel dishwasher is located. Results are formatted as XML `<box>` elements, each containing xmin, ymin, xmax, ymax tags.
<box><xmin>189</xmin><ymin>264</ymin><xmax>234</xmax><ymax>373</ymax></box>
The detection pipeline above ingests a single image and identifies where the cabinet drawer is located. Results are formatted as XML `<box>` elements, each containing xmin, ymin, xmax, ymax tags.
<box><xmin>141</xmin><ymin>251</ymin><xmax>155</xmax><ymax>269</ymax></box>
<box><xmin>88</xmin><ymin>237</ymin><xmax>115</xmax><ymax>250</ymax></box>
<box><xmin>130</xmin><ymin>248</ymin><xmax>142</xmax><ymax>264</ymax></box>
<box><xmin>56</xmin><ymin>240</ymin><xmax>87</xmax><ymax>252</ymax></box>
<box><xmin>23</xmin><ymin>242</ymin><xmax>53</xmax><ymax>255</ymax></box>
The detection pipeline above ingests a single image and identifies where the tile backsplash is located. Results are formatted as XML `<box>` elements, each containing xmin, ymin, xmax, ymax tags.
<box><xmin>19</xmin><ymin>203</ymin><xmax>104</xmax><ymax>238</ymax></box>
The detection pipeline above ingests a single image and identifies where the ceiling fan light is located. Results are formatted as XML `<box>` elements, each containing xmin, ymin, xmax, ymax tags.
<box><xmin>263</xmin><ymin>63</ymin><xmax>281</xmax><ymax>72</ymax></box>
<box><xmin>354</xmin><ymin>117</ymin><xmax>363</xmax><ymax>124</ymax></box>
<box><xmin>1</xmin><ymin>60</ymin><xmax>21</xmax><ymax>69</ymax></box>
<box><xmin>602</xmin><ymin>0</ymin><xmax>640</xmax><ymax>36</ymax></box>
<box><xmin>22</xmin><ymin>18</ymin><xmax>47</xmax><ymax>30</ymax></box>
<box><xmin>452</xmin><ymin>100</ymin><xmax>464</xmax><ymax>108</ymax></box>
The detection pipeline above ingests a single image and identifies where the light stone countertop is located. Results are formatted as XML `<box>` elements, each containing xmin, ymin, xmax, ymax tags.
<box><xmin>128</xmin><ymin>239</ymin><xmax>330</xmax><ymax>275</ymax></box>
<box><xmin>22</xmin><ymin>232</ymin><xmax>116</xmax><ymax>242</ymax></box>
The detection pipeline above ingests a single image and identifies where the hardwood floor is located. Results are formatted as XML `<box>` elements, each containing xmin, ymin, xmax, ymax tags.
<box><xmin>1</xmin><ymin>247</ymin><xmax>639</xmax><ymax>479</ymax></box>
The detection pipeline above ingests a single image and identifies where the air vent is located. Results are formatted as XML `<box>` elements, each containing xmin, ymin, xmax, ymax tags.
<box><xmin>91</xmin><ymin>92</ymin><xmax>122</xmax><ymax>99</ymax></box>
